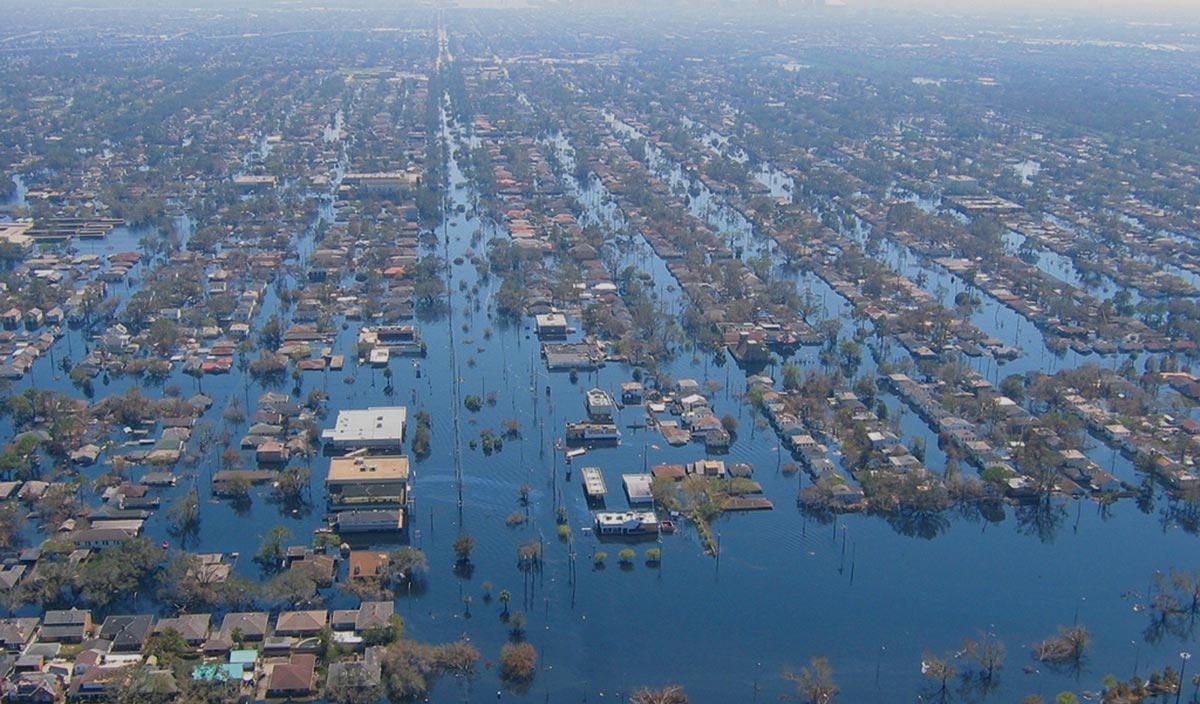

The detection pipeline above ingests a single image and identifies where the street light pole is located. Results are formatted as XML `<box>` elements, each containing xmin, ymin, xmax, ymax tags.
<box><xmin>1178</xmin><ymin>652</ymin><xmax>1192</xmax><ymax>704</ymax></box>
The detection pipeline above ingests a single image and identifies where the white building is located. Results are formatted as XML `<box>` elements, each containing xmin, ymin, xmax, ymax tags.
<box><xmin>322</xmin><ymin>407</ymin><xmax>408</xmax><ymax>451</ymax></box>
<box><xmin>622</xmin><ymin>473</ymin><xmax>654</xmax><ymax>505</ymax></box>
<box><xmin>594</xmin><ymin>510</ymin><xmax>659</xmax><ymax>535</ymax></box>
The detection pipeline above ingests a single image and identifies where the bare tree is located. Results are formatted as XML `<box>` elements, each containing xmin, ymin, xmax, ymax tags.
<box><xmin>964</xmin><ymin>631</ymin><xmax>1006</xmax><ymax>681</ymax></box>
<box><xmin>630</xmin><ymin>685</ymin><xmax>689</xmax><ymax>704</ymax></box>
<box><xmin>785</xmin><ymin>656</ymin><xmax>839</xmax><ymax>704</ymax></box>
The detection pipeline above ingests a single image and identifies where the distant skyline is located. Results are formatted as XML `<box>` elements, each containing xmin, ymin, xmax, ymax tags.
<box><xmin>12</xmin><ymin>0</ymin><xmax>1200</xmax><ymax>21</ymax></box>
<box><xmin>855</xmin><ymin>0</ymin><xmax>1200</xmax><ymax>14</ymax></box>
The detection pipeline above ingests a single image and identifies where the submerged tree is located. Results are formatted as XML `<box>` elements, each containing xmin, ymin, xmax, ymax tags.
<box><xmin>963</xmin><ymin>631</ymin><xmax>1006</xmax><ymax>682</ymax></box>
<box><xmin>785</xmin><ymin>656</ymin><xmax>839</xmax><ymax>704</ymax></box>
<box><xmin>253</xmin><ymin>525</ymin><xmax>291</xmax><ymax>575</ymax></box>
<box><xmin>1033</xmin><ymin>625</ymin><xmax>1090</xmax><ymax>667</ymax></box>
<box><xmin>630</xmin><ymin>685</ymin><xmax>689</xmax><ymax>704</ymax></box>
<box><xmin>500</xmin><ymin>642</ymin><xmax>537</xmax><ymax>690</ymax></box>
<box><xmin>921</xmin><ymin>650</ymin><xmax>957</xmax><ymax>700</ymax></box>
<box><xmin>453</xmin><ymin>534</ymin><xmax>475</xmax><ymax>564</ymax></box>
<box><xmin>166</xmin><ymin>487</ymin><xmax>200</xmax><ymax>537</ymax></box>
<box><xmin>1144</xmin><ymin>568</ymin><xmax>1200</xmax><ymax>643</ymax></box>
<box><xmin>388</xmin><ymin>547</ymin><xmax>429</xmax><ymax>586</ymax></box>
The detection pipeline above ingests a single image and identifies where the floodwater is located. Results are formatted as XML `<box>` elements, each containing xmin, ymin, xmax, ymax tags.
<box><xmin>3</xmin><ymin>111</ymin><xmax>1198</xmax><ymax>704</ymax></box>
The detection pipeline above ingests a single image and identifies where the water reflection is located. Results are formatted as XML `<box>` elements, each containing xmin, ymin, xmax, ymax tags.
<box><xmin>1014</xmin><ymin>499</ymin><xmax>1069</xmax><ymax>544</ymax></box>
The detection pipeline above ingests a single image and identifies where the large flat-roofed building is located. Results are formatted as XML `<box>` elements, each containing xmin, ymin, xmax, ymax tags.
<box><xmin>233</xmin><ymin>175</ymin><xmax>278</xmax><ymax>191</ymax></box>
<box><xmin>322</xmin><ymin>406</ymin><xmax>407</xmax><ymax>451</ymax></box>
<box><xmin>335</xmin><ymin>509</ymin><xmax>404</xmax><ymax>533</ymax></box>
<box><xmin>535</xmin><ymin>313</ymin><xmax>568</xmax><ymax>338</ymax></box>
<box><xmin>622</xmin><ymin>473</ymin><xmax>654</xmax><ymax>505</ymax></box>
<box><xmin>341</xmin><ymin>171</ymin><xmax>421</xmax><ymax>195</ymax></box>
<box><xmin>0</xmin><ymin>223</ymin><xmax>34</xmax><ymax>256</ymax></box>
<box><xmin>326</xmin><ymin>455</ymin><xmax>410</xmax><ymax>512</ymax></box>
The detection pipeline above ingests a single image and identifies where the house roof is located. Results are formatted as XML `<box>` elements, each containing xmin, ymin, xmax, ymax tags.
<box><xmin>355</xmin><ymin>601</ymin><xmax>394</xmax><ymax>632</ymax></box>
<box><xmin>268</xmin><ymin>653</ymin><xmax>316</xmax><ymax>693</ymax></box>
<box><xmin>0</xmin><ymin>618</ymin><xmax>37</xmax><ymax>650</ymax></box>
<box><xmin>348</xmin><ymin>551</ymin><xmax>389</xmax><ymax>580</ymax></box>
<box><xmin>228</xmin><ymin>649</ymin><xmax>258</xmax><ymax>665</ymax></box>
<box><xmin>219</xmin><ymin>612</ymin><xmax>268</xmax><ymax>640</ymax></box>
<box><xmin>275</xmin><ymin>610</ymin><xmax>327</xmax><ymax>634</ymax></box>
<box><xmin>44</xmin><ymin>609</ymin><xmax>90</xmax><ymax>627</ymax></box>
<box><xmin>156</xmin><ymin>614</ymin><xmax>210</xmax><ymax>643</ymax></box>
<box><xmin>99</xmin><ymin>615</ymin><xmax>154</xmax><ymax>650</ymax></box>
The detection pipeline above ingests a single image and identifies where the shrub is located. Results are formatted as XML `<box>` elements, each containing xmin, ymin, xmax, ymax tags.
<box><xmin>500</xmin><ymin>642</ymin><xmax>537</xmax><ymax>683</ymax></box>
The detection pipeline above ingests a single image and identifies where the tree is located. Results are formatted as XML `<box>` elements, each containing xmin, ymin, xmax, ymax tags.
<box><xmin>272</xmin><ymin>466</ymin><xmax>312</xmax><ymax>509</ymax></box>
<box><xmin>389</xmin><ymin>547</ymin><xmax>429</xmax><ymax>585</ymax></box>
<box><xmin>266</xmin><ymin>568</ymin><xmax>319</xmax><ymax>610</ymax></box>
<box><xmin>922</xmin><ymin>651</ymin><xmax>957</xmax><ymax>696</ymax></box>
<box><xmin>453</xmin><ymin>534</ymin><xmax>475</xmax><ymax>564</ymax></box>
<box><xmin>783</xmin><ymin>363</ymin><xmax>803</xmax><ymax>390</ymax></box>
<box><xmin>1000</xmin><ymin>373</ymin><xmax>1026</xmax><ymax>403</ymax></box>
<box><xmin>102</xmin><ymin>663</ymin><xmax>178</xmax><ymax>704</ymax></box>
<box><xmin>786</xmin><ymin>656</ymin><xmax>839</xmax><ymax>704</ymax></box>
<box><xmin>1033</xmin><ymin>625</ymin><xmax>1090</xmax><ymax>666</ymax></box>
<box><xmin>964</xmin><ymin>632</ymin><xmax>1006</xmax><ymax>681</ymax></box>
<box><xmin>326</xmin><ymin>662</ymin><xmax>384</xmax><ymax>704</ymax></box>
<box><xmin>631</xmin><ymin>686</ymin><xmax>689</xmax><ymax>704</ymax></box>
<box><xmin>0</xmin><ymin>500</ymin><xmax>26</xmax><ymax>549</ymax></box>
<box><xmin>254</xmin><ymin>525</ymin><xmax>290</xmax><ymax>575</ymax></box>
<box><xmin>500</xmin><ymin>642</ymin><xmax>537</xmax><ymax>685</ymax></box>
<box><xmin>509</xmin><ymin>611</ymin><xmax>527</xmax><ymax>637</ymax></box>
<box><xmin>498</xmin><ymin>589</ymin><xmax>511</xmax><ymax>615</ymax></box>
<box><xmin>166</xmin><ymin>487</ymin><xmax>200</xmax><ymax>537</ymax></box>
<box><xmin>219</xmin><ymin>446</ymin><xmax>241</xmax><ymax>470</ymax></box>
<box><xmin>721</xmin><ymin>414</ymin><xmax>738</xmax><ymax>434</ymax></box>
<box><xmin>143</xmin><ymin>628</ymin><xmax>189</xmax><ymax>666</ymax></box>
<box><xmin>258</xmin><ymin>314</ymin><xmax>283</xmax><ymax>350</ymax></box>
<box><xmin>378</xmin><ymin>637</ymin><xmax>480</xmax><ymax>702</ymax></box>
<box><xmin>76</xmin><ymin>538</ymin><xmax>167</xmax><ymax>609</ymax></box>
<box><xmin>225</xmin><ymin>474</ymin><xmax>252</xmax><ymax>509</ymax></box>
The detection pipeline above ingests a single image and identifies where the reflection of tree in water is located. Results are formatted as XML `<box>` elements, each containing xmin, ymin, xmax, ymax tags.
<box><xmin>977</xmin><ymin>500</ymin><xmax>1006</xmax><ymax>524</ymax></box>
<box><xmin>1014</xmin><ymin>499</ymin><xmax>1068</xmax><ymax>544</ymax></box>
<box><xmin>1159</xmin><ymin>491</ymin><xmax>1200</xmax><ymax>535</ymax></box>
<box><xmin>954</xmin><ymin>670</ymin><xmax>1001</xmax><ymax>704</ymax></box>
<box><xmin>1135</xmin><ymin>477</ymin><xmax>1156</xmax><ymax>515</ymax></box>
<box><xmin>797</xmin><ymin>503</ymin><xmax>837</xmax><ymax>527</ymax></box>
<box><xmin>885</xmin><ymin>507</ymin><xmax>950</xmax><ymax>540</ymax></box>
<box><xmin>1142</xmin><ymin>568</ymin><xmax>1200</xmax><ymax>645</ymax></box>
<box><xmin>953</xmin><ymin>632</ymin><xmax>1006</xmax><ymax>704</ymax></box>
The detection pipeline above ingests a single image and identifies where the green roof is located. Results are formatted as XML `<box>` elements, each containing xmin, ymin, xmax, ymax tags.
<box><xmin>192</xmin><ymin>663</ymin><xmax>240</xmax><ymax>681</ymax></box>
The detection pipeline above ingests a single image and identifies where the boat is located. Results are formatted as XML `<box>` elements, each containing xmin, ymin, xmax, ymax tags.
<box><xmin>565</xmin><ymin>447</ymin><xmax>587</xmax><ymax>463</ymax></box>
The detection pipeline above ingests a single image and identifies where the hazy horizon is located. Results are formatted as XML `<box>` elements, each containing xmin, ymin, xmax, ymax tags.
<box><xmin>14</xmin><ymin>0</ymin><xmax>1200</xmax><ymax>15</ymax></box>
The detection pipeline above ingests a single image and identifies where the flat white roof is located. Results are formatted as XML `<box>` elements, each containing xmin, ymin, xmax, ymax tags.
<box><xmin>622</xmin><ymin>473</ymin><xmax>654</xmax><ymax>501</ymax></box>
<box><xmin>322</xmin><ymin>406</ymin><xmax>407</xmax><ymax>447</ymax></box>
<box><xmin>327</xmin><ymin>455</ymin><xmax>410</xmax><ymax>484</ymax></box>
<box><xmin>535</xmin><ymin>313</ymin><xmax>567</xmax><ymax>327</ymax></box>
<box><xmin>595</xmin><ymin>510</ymin><xmax>656</xmax><ymax>525</ymax></box>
